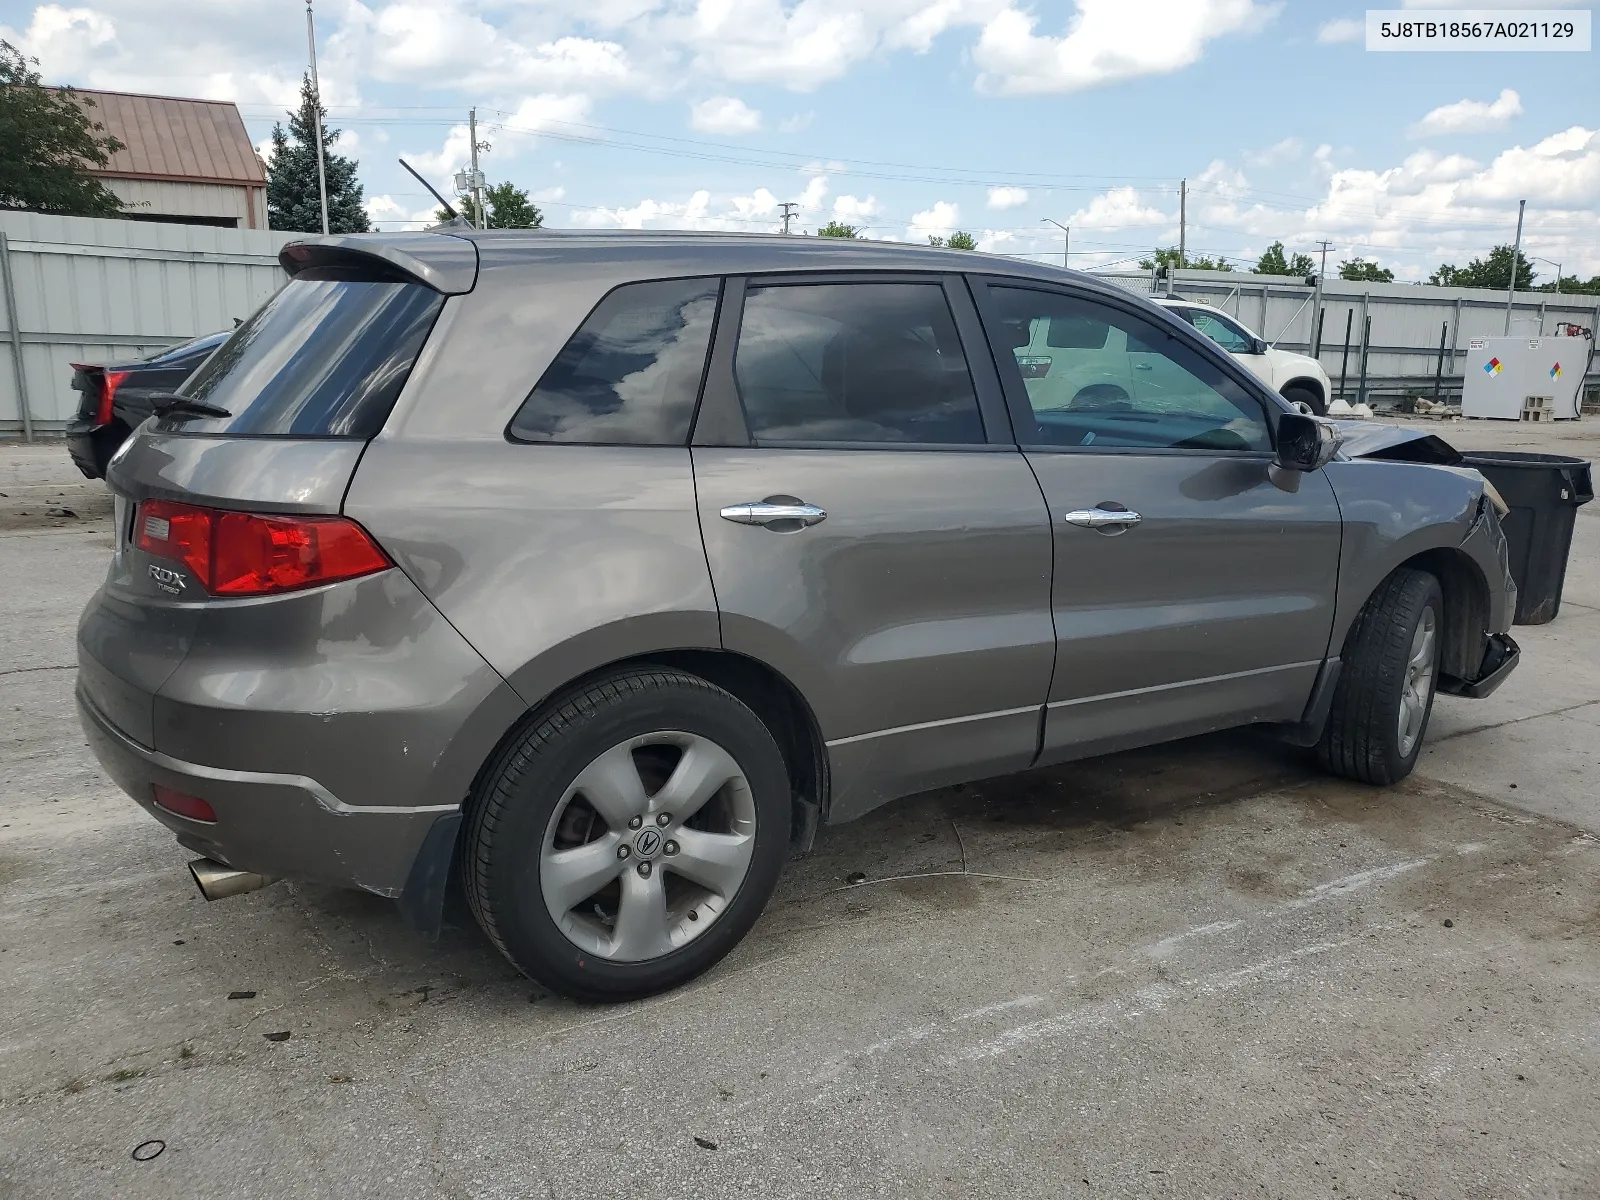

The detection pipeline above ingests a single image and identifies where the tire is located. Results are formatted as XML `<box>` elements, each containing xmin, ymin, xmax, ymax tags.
<box><xmin>1317</xmin><ymin>569</ymin><xmax>1443</xmax><ymax>785</ymax></box>
<box><xmin>462</xmin><ymin>667</ymin><xmax>790</xmax><ymax>1002</ymax></box>
<box><xmin>1283</xmin><ymin>384</ymin><xmax>1327</xmax><ymax>417</ymax></box>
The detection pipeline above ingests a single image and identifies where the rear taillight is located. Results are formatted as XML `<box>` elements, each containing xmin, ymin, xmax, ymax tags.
<box><xmin>96</xmin><ymin>370</ymin><xmax>129</xmax><ymax>425</ymax></box>
<box><xmin>135</xmin><ymin>500</ymin><xmax>391</xmax><ymax>596</ymax></box>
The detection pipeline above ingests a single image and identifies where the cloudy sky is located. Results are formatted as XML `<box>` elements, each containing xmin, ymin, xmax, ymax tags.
<box><xmin>3</xmin><ymin>0</ymin><xmax>1597</xmax><ymax>281</ymax></box>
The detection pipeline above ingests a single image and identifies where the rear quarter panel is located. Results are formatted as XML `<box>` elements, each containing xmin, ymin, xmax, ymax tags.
<box><xmin>343</xmin><ymin>262</ymin><xmax>721</xmax><ymax>712</ymax></box>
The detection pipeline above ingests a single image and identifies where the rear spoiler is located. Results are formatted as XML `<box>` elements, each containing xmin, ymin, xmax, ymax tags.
<box><xmin>279</xmin><ymin>232</ymin><xmax>479</xmax><ymax>295</ymax></box>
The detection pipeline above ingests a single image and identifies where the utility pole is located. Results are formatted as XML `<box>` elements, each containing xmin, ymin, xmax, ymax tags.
<box><xmin>1177</xmin><ymin>178</ymin><xmax>1186</xmax><ymax>269</ymax></box>
<box><xmin>305</xmin><ymin>0</ymin><xmax>329</xmax><ymax>235</ymax></box>
<box><xmin>778</xmin><ymin>202</ymin><xmax>799</xmax><ymax>235</ymax></box>
<box><xmin>1504</xmin><ymin>198</ymin><xmax>1525</xmax><ymax>334</ymax></box>
<box><xmin>1313</xmin><ymin>240</ymin><xmax>1334</xmax><ymax>360</ymax></box>
<box><xmin>469</xmin><ymin>108</ymin><xmax>485</xmax><ymax>229</ymax></box>
<box><xmin>1041</xmin><ymin>219</ymin><xmax>1069</xmax><ymax>268</ymax></box>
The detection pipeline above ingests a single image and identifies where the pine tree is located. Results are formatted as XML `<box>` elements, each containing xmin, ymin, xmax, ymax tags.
<box><xmin>267</xmin><ymin>75</ymin><xmax>369</xmax><ymax>234</ymax></box>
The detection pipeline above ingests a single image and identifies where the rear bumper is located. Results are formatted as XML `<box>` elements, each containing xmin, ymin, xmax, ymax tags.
<box><xmin>77</xmin><ymin>684</ymin><xmax>451</xmax><ymax>897</ymax></box>
<box><xmin>63</xmin><ymin>419</ymin><xmax>115</xmax><ymax>479</ymax></box>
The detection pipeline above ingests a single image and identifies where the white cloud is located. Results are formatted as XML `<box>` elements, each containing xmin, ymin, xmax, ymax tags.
<box><xmin>833</xmin><ymin>194</ymin><xmax>880</xmax><ymax>222</ymax></box>
<box><xmin>977</xmin><ymin>229</ymin><xmax>1017</xmax><ymax>253</ymax></box>
<box><xmin>1245</xmin><ymin>137</ymin><xmax>1302</xmax><ymax>167</ymax></box>
<box><xmin>5</xmin><ymin>2</ymin><xmax>314</xmax><ymax>106</ymax></box>
<box><xmin>1156</xmin><ymin>125</ymin><xmax>1600</xmax><ymax>280</ymax></box>
<box><xmin>1315</xmin><ymin>17</ymin><xmax>1363</xmax><ymax>44</ymax></box>
<box><xmin>690</xmin><ymin>96</ymin><xmax>762</xmax><ymax>135</ymax></box>
<box><xmin>533</xmin><ymin>186</ymin><xmax>567</xmax><ymax>202</ymax></box>
<box><xmin>1067</xmin><ymin>185</ymin><xmax>1169</xmax><ymax>229</ymax></box>
<box><xmin>797</xmin><ymin>173</ymin><xmax>830</xmax><ymax>212</ymax></box>
<box><xmin>909</xmin><ymin>200</ymin><xmax>960</xmax><ymax>241</ymax></box>
<box><xmin>973</xmin><ymin>0</ymin><xmax>1274</xmax><ymax>94</ymax></box>
<box><xmin>1411</xmin><ymin>89</ymin><xmax>1523</xmax><ymax>137</ymax></box>
<box><xmin>358</xmin><ymin>3</ymin><xmax>637</xmax><ymax>94</ymax></box>
<box><xmin>987</xmin><ymin>185</ymin><xmax>1029</xmax><ymax>209</ymax></box>
<box><xmin>779</xmin><ymin>111</ymin><xmax>815</xmax><ymax>133</ymax></box>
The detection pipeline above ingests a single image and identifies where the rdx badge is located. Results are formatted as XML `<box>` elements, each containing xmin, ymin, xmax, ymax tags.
<box><xmin>148</xmin><ymin>564</ymin><xmax>187</xmax><ymax>594</ymax></box>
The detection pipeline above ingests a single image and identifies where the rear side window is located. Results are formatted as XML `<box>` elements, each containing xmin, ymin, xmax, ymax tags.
<box><xmin>163</xmin><ymin>276</ymin><xmax>443</xmax><ymax>438</ymax></box>
<box><xmin>509</xmin><ymin>278</ymin><xmax>720</xmax><ymax>445</ymax></box>
<box><xmin>733</xmin><ymin>282</ymin><xmax>984</xmax><ymax>445</ymax></box>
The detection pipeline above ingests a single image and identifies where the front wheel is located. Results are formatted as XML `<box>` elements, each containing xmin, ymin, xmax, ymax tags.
<box><xmin>1317</xmin><ymin>568</ymin><xmax>1443</xmax><ymax>785</ymax></box>
<box><xmin>462</xmin><ymin>668</ymin><xmax>791</xmax><ymax>1002</ymax></box>
<box><xmin>1282</xmin><ymin>384</ymin><xmax>1327</xmax><ymax>417</ymax></box>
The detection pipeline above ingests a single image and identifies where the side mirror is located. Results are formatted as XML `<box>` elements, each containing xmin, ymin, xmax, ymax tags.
<box><xmin>1252</xmin><ymin>338</ymin><xmax>1270</xmax><ymax>355</ymax></box>
<box><xmin>1275</xmin><ymin>412</ymin><xmax>1340</xmax><ymax>472</ymax></box>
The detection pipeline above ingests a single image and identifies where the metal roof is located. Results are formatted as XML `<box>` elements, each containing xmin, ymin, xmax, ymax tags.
<box><xmin>71</xmin><ymin>89</ymin><xmax>266</xmax><ymax>187</ymax></box>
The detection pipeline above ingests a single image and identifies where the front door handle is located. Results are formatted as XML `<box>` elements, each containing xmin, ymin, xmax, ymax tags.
<box><xmin>1063</xmin><ymin>508</ymin><xmax>1142</xmax><ymax>530</ymax></box>
<box><xmin>720</xmin><ymin>501</ymin><xmax>828</xmax><ymax>528</ymax></box>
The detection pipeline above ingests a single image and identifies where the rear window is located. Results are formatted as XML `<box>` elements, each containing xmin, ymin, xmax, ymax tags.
<box><xmin>158</xmin><ymin>276</ymin><xmax>443</xmax><ymax>438</ymax></box>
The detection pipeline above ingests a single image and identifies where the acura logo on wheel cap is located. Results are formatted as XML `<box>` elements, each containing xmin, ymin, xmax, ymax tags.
<box><xmin>634</xmin><ymin>828</ymin><xmax>663</xmax><ymax>857</ymax></box>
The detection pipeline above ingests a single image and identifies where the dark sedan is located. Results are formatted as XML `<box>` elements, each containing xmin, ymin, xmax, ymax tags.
<box><xmin>65</xmin><ymin>330</ymin><xmax>230</xmax><ymax>478</ymax></box>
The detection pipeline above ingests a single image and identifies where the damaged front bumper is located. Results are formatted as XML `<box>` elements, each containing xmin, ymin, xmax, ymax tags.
<box><xmin>1439</xmin><ymin>631</ymin><xmax>1520</xmax><ymax>699</ymax></box>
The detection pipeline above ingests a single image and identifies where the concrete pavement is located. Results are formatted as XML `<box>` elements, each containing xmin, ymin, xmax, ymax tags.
<box><xmin>1</xmin><ymin>425</ymin><xmax>1597</xmax><ymax>1200</ymax></box>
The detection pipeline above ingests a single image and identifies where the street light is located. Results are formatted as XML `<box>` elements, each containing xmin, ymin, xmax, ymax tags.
<box><xmin>1530</xmin><ymin>256</ymin><xmax>1563</xmax><ymax>294</ymax></box>
<box><xmin>1041</xmin><ymin>219</ymin><xmax>1069</xmax><ymax>269</ymax></box>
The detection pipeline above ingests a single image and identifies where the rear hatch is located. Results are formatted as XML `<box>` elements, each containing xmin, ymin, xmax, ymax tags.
<box><xmin>79</xmin><ymin>253</ymin><xmax>453</xmax><ymax>746</ymax></box>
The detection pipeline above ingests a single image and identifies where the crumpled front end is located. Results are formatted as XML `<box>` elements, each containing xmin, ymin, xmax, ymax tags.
<box><xmin>1439</xmin><ymin>492</ymin><xmax>1519</xmax><ymax>698</ymax></box>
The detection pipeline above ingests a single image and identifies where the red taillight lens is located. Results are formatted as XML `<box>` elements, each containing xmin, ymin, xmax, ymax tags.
<box><xmin>152</xmin><ymin>785</ymin><xmax>217</xmax><ymax>823</ymax></box>
<box><xmin>135</xmin><ymin>500</ymin><xmax>390</xmax><ymax>596</ymax></box>
<box><xmin>97</xmin><ymin>370</ymin><xmax>129</xmax><ymax>426</ymax></box>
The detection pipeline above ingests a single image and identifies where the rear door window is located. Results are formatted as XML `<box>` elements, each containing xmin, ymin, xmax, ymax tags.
<box><xmin>159</xmin><ymin>273</ymin><xmax>443</xmax><ymax>438</ymax></box>
<box><xmin>733</xmin><ymin>282</ymin><xmax>985</xmax><ymax>445</ymax></box>
<box><xmin>509</xmin><ymin>278</ymin><xmax>720</xmax><ymax>445</ymax></box>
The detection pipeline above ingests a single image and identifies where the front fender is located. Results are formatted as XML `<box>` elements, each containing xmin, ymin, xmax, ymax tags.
<box><xmin>1323</xmin><ymin>459</ymin><xmax>1510</xmax><ymax>650</ymax></box>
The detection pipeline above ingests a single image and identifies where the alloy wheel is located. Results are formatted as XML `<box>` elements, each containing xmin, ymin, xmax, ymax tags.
<box><xmin>1397</xmin><ymin>606</ymin><xmax>1438</xmax><ymax>757</ymax></box>
<box><xmin>539</xmin><ymin>732</ymin><xmax>756</xmax><ymax>962</ymax></box>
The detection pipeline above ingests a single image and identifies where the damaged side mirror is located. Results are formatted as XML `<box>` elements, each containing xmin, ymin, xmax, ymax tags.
<box><xmin>1274</xmin><ymin>412</ymin><xmax>1340</xmax><ymax>473</ymax></box>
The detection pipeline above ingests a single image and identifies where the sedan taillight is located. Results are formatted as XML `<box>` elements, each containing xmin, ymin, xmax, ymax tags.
<box><xmin>135</xmin><ymin>500</ymin><xmax>391</xmax><ymax>596</ymax></box>
<box><xmin>97</xmin><ymin>370</ymin><xmax>129</xmax><ymax>425</ymax></box>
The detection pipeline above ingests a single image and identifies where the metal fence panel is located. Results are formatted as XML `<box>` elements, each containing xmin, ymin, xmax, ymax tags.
<box><xmin>0</xmin><ymin>212</ymin><xmax>296</xmax><ymax>436</ymax></box>
<box><xmin>1094</xmin><ymin>269</ymin><xmax>1600</xmax><ymax>399</ymax></box>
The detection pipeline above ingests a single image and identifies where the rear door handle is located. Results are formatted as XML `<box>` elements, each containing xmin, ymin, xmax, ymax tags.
<box><xmin>1063</xmin><ymin>508</ymin><xmax>1142</xmax><ymax>530</ymax></box>
<box><xmin>720</xmin><ymin>501</ymin><xmax>828</xmax><ymax>528</ymax></box>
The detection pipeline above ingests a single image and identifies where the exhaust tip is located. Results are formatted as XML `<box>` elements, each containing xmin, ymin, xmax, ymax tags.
<box><xmin>188</xmin><ymin>857</ymin><xmax>275</xmax><ymax>902</ymax></box>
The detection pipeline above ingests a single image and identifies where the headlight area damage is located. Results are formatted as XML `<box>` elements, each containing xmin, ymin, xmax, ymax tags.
<box><xmin>1333</xmin><ymin>421</ymin><xmax>1520</xmax><ymax>699</ymax></box>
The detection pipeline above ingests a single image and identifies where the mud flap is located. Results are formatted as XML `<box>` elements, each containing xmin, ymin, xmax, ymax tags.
<box><xmin>396</xmin><ymin>811</ymin><xmax>462</xmax><ymax>940</ymax></box>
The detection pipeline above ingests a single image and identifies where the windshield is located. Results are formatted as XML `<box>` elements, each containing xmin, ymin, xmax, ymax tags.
<box><xmin>159</xmin><ymin>276</ymin><xmax>443</xmax><ymax>438</ymax></box>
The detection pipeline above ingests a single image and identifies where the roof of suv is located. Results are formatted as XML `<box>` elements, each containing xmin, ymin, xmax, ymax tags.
<box><xmin>280</xmin><ymin>227</ymin><xmax>1133</xmax><ymax>300</ymax></box>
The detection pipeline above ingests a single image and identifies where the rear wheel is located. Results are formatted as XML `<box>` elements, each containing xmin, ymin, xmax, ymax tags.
<box><xmin>1317</xmin><ymin>569</ymin><xmax>1442</xmax><ymax>785</ymax></box>
<box><xmin>1283</xmin><ymin>384</ymin><xmax>1326</xmax><ymax>416</ymax></box>
<box><xmin>462</xmin><ymin>668</ymin><xmax>790</xmax><ymax>1002</ymax></box>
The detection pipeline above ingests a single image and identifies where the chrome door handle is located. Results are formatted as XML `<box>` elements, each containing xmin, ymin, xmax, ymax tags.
<box><xmin>720</xmin><ymin>501</ymin><xmax>828</xmax><ymax>528</ymax></box>
<box><xmin>1063</xmin><ymin>508</ymin><xmax>1142</xmax><ymax>529</ymax></box>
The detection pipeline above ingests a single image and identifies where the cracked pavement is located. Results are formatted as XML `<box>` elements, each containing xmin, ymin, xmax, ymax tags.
<box><xmin>1</xmin><ymin>425</ymin><xmax>1598</xmax><ymax>1199</ymax></box>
